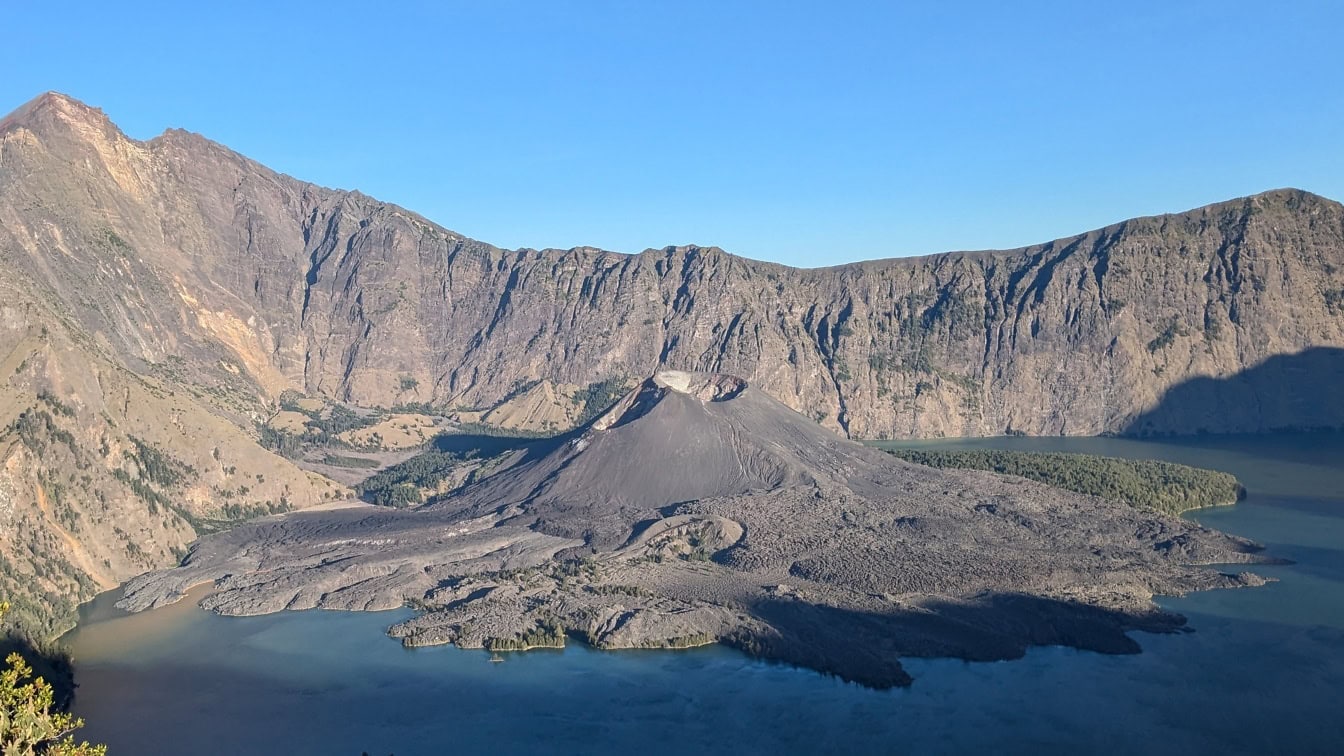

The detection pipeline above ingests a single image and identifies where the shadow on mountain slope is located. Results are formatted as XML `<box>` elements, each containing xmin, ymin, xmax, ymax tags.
<box><xmin>1125</xmin><ymin>347</ymin><xmax>1344</xmax><ymax>437</ymax></box>
<box><xmin>430</xmin><ymin>431</ymin><xmax>563</xmax><ymax>457</ymax></box>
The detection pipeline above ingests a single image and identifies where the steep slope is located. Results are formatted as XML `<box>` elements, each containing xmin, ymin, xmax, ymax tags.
<box><xmin>3</xmin><ymin>93</ymin><xmax>1344</xmax><ymax>442</ymax></box>
<box><xmin>1</xmin><ymin>91</ymin><xmax>1341</xmax><ymax>638</ymax></box>
<box><xmin>0</xmin><ymin>280</ymin><xmax>347</xmax><ymax>636</ymax></box>
<box><xmin>120</xmin><ymin>371</ymin><xmax>1274</xmax><ymax>687</ymax></box>
<box><xmin>443</xmin><ymin>370</ymin><xmax>892</xmax><ymax>547</ymax></box>
<box><xmin>0</xmin><ymin>96</ymin><xmax>354</xmax><ymax>635</ymax></box>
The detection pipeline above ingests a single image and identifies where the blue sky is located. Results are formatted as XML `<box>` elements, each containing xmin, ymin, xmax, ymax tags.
<box><xmin>3</xmin><ymin>1</ymin><xmax>1341</xmax><ymax>267</ymax></box>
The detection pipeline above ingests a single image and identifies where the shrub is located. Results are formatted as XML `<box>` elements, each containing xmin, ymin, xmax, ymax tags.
<box><xmin>885</xmin><ymin>448</ymin><xmax>1244</xmax><ymax>515</ymax></box>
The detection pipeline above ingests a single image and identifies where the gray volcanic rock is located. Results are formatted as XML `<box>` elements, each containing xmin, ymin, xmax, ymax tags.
<box><xmin>119</xmin><ymin>371</ymin><xmax>1276</xmax><ymax>687</ymax></box>
<box><xmin>439</xmin><ymin>370</ymin><xmax>884</xmax><ymax>547</ymax></box>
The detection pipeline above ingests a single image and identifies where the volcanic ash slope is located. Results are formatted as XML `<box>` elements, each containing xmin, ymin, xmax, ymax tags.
<box><xmin>119</xmin><ymin>371</ymin><xmax>1273</xmax><ymax>687</ymax></box>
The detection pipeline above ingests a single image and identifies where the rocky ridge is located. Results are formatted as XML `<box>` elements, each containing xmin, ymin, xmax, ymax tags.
<box><xmin>3</xmin><ymin>93</ymin><xmax>1344</xmax><ymax>443</ymax></box>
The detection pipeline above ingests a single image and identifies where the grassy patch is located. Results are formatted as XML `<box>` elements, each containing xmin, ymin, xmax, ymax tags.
<box><xmin>884</xmin><ymin>448</ymin><xmax>1244</xmax><ymax>515</ymax></box>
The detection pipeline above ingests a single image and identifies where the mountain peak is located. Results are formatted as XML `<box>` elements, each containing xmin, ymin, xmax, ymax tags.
<box><xmin>0</xmin><ymin>91</ymin><xmax>114</xmax><ymax>133</ymax></box>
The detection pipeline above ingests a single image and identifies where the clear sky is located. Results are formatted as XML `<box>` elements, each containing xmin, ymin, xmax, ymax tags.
<box><xmin>2</xmin><ymin>1</ymin><xmax>1341</xmax><ymax>267</ymax></box>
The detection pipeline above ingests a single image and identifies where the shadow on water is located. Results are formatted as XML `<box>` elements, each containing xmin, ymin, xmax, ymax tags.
<box><xmin>1125</xmin><ymin>347</ymin><xmax>1344</xmax><ymax>437</ymax></box>
<box><xmin>0</xmin><ymin>632</ymin><xmax>75</xmax><ymax>710</ymax></box>
<box><xmin>63</xmin><ymin>600</ymin><xmax>1344</xmax><ymax>756</ymax></box>
<box><xmin>1117</xmin><ymin>430</ymin><xmax>1344</xmax><ymax>482</ymax></box>
<box><xmin>60</xmin><ymin>431</ymin><xmax>1344</xmax><ymax>754</ymax></box>
<box><xmin>732</xmin><ymin>593</ymin><xmax>1184</xmax><ymax>690</ymax></box>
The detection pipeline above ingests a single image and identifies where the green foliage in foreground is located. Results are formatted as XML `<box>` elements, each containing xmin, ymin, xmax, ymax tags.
<box><xmin>0</xmin><ymin>603</ymin><xmax>106</xmax><ymax>755</ymax></box>
<box><xmin>885</xmin><ymin>448</ymin><xmax>1245</xmax><ymax>515</ymax></box>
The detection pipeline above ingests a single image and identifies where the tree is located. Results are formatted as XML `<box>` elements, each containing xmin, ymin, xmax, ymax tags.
<box><xmin>0</xmin><ymin>602</ymin><xmax>106</xmax><ymax>755</ymax></box>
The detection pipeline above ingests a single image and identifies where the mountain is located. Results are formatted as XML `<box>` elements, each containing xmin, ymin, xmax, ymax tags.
<box><xmin>438</xmin><ymin>370</ymin><xmax>868</xmax><ymax>548</ymax></box>
<box><xmin>120</xmin><ymin>370</ymin><xmax>1273</xmax><ymax>687</ymax></box>
<box><xmin>5</xmin><ymin>93</ymin><xmax>1344</xmax><ymax>441</ymax></box>
<box><xmin>1</xmin><ymin>91</ymin><xmax>1342</xmax><ymax>635</ymax></box>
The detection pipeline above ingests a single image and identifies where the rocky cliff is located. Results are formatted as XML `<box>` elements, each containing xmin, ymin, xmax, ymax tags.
<box><xmin>5</xmin><ymin>93</ymin><xmax>1344</xmax><ymax>442</ymax></box>
<box><xmin>2</xmin><ymin>91</ymin><xmax>1343</xmax><ymax>632</ymax></box>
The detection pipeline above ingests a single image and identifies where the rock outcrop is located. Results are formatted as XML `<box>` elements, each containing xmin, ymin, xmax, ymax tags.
<box><xmin>119</xmin><ymin>371</ymin><xmax>1277</xmax><ymax>687</ymax></box>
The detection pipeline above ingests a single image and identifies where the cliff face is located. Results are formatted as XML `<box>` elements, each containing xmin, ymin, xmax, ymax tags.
<box><xmin>3</xmin><ymin>91</ymin><xmax>1343</xmax><ymax>633</ymax></box>
<box><xmin>7</xmin><ymin>94</ymin><xmax>1343</xmax><ymax>443</ymax></box>
<box><xmin>0</xmin><ymin>275</ymin><xmax>344</xmax><ymax>635</ymax></box>
<box><xmin>0</xmin><ymin>94</ymin><xmax>353</xmax><ymax>635</ymax></box>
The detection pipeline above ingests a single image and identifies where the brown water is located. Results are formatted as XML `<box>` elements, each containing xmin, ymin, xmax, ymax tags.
<box><xmin>64</xmin><ymin>433</ymin><xmax>1344</xmax><ymax>755</ymax></box>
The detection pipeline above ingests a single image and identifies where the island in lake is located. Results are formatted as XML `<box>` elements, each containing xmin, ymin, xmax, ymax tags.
<box><xmin>120</xmin><ymin>371</ymin><xmax>1275</xmax><ymax>688</ymax></box>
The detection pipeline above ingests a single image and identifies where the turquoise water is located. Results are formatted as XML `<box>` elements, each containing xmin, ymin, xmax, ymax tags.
<box><xmin>65</xmin><ymin>434</ymin><xmax>1344</xmax><ymax>755</ymax></box>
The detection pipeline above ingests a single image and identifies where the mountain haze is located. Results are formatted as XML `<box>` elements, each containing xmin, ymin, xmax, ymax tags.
<box><xmin>2</xmin><ymin>91</ymin><xmax>1343</xmax><ymax>634</ymax></box>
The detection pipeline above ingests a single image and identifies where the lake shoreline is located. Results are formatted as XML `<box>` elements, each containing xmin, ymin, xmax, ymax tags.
<box><xmin>59</xmin><ymin>432</ymin><xmax>1344</xmax><ymax>754</ymax></box>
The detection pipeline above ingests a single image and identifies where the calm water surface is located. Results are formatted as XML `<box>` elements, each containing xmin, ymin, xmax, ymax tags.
<box><xmin>64</xmin><ymin>434</ymin><xmax>1344</xmax><ymax>755</ymax></box>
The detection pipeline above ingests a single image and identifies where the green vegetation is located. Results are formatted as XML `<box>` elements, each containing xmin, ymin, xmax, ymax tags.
<box><xmin>919</xmin><ymin>287</ymin><xmax>981</xmax><ymax>338</ymax></box>
<box><xmin>833</xmin><ymin>360</ymin><xmax>852</xmax><ymax>383</ymax></box>
<box><xmin>485</xmin><ymin>619</ymin><xmax>567</xmax><ymax>651</ymax></box>
<box><xmin>111</xmin><ymin>437</ymin><xmax>196</xmax><ymax>516</ymax></box>
<box><xmin>551</xmin><ymin>556</ymin><xmax>600</xmax><ymax>582</ymax></box>
<box><xmin>125</xmin><ymin>436</ymin><xmax>195</xmax><ymax>488</ymax></box>
<box><xmin>308</xmin><ymin>404</ymin><xmax>374</xmax><ymax>437</ymax></box>
<box><xmin>389</xmin><ymin>401</ymin><xmax>438</xmax><ymax>415</ymax></box>
<box><xmin>1326</xmin><ymin>288</ymin><xmax>1344</xmax><ymax>316</ymax></box>
<box><xmin>356</xmin><ymin>451</ymin><xmax>463</xmax><ymax>507</ymax></box>
<box><xmin>356</xmin><ymin>433</ymin><xmax>544</xmax><ymax>507</ymax></box>
<box><xmin>449</xmin><ymin>422</ymin><xmax>553</xmax><ymax>439</ymax></box>
<box><xmin>262</xmin><ymin>394</ymin><xmax>389</xmax><ymax>457</ymax></box>
<box><xmin>362</xmin><ymin>481</ymin><xmax>424</xmax><ymax>509</ymax></box>
<box><xmin>96</xmin><ymin>228</ymin><xmax>132</xmax><ymax>256</ymax></box>
<box><xmin>0</xmin><ymin>603</ymin><xmax>106</xmax><ymax>755</ymax></box>
<box><xmin>257</xmin><ymin>424</ymin><xmax>303</xmax><ymax>457</ymax></box>
<box><xmin>584</xmin><ymin>584</ymin><xmax>650</xmax><ymax>598</ymax></box>
<box><xmin>183</xmin><ymin>499</ymin><xmax>293</xmax><ymax>535</ymax></box>
<box><xmin>884</xmin><ymin>448</ymin><xmax>1244</xmax><ymax>515</ymax></box>
<box><xmin>36</xmin><ymin>391</ymin><xmax>75</xmax><ymax>419</ymax></box>
<box><xmin>0</xmin><ymin>549</ymin><xmax>91</xmax><ymax>644</ymax></box>
<box><xmin>631</xmin><ymin>633</ymin><xmax>713</xmax><ymax>650</ymax></box>
<box><xmin>9</xmin><ymin>411</ymin><xmax>78</xmax><ymax>458</ymax></box>
<box><xmin>1146</xmin><ymin>317</ymin><xmax>1187</xmax><ymax>353</ymax></box>
<box><xmin>319</xmin><ymin>454</ymin><xmax>381</xmax><ymax>469</ymax></box>
<box><xmin>573</xmin><ymin>378</ymin><xmax>628</xmax><ymax>423</ymax></box>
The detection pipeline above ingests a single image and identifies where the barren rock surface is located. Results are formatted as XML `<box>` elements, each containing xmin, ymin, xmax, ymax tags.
<box><xmin>5</xmin><ymin>94</ymin><xmax>1344</xmax><ymax>444</ymax></box>
<box><xmin>120</xmin><ymin>373</ymin><xmax>1276</xmax><ymax>687</ymax></box>
<box><xmin>1</xmin><ymin>92</ymin><xmax>1339</xmax><ymax>636</ymax></box>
